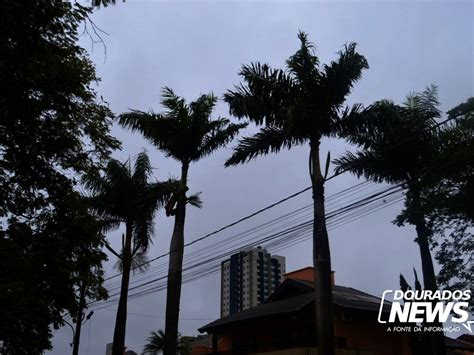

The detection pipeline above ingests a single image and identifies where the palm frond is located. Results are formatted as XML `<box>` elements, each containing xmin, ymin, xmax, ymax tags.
<box><xmin>132</xmin><ymin>151</ymin><xmax>153</xmax><ymax>184</ymax></box>
<box><xmin>333</xmin><ymin>150</ymin><xmax>405</xmax><ymax>184</ymax></box>
<box><xmin>83</xmin><ymin>153</ymin><xmax>171</xmax><ymax>258</ymax></box>
<box><xmin>318</xmin><ymin>42</ymin><xmax>369</xmax><ymax>114</ymax></box>
<box><xmin>143</xmin><ymin>330</ymin><xmax>189</xmax><ymax>354</ymax></box>
<box><xmin>225</xmin><ymin>126</ymin><xmax>303</xmax><ymax>166</ymax></box>
<box><xmin>144</xmin><ymin>330</ymin><xmax>166</xmax><ymax>351</ymax></box>
<box><xmin>404</xmin><ymin>85</ymin><xmax>440</xmax><ymax>117</ymax></box>
<box><xmin>224</xmin><ymin>62</ymin><xmax>295</xmax><ymax>126</ymax></box>
<box><xmin>81</xmin><ymin>169</ymin><xmax>106</xmax><ymax>194</ymax></box>
<box><xmin>332</xmin><ymin>103</ymin><xmax>366</xmax><ymax>137</ymax></box>
<box><xmin>161</xmin><ymin>87</ymin><xmax>189</xmax><ymax>117</ymax></box>
<box><xmin>403</xmin><ymin>85</ymin><xmax>440</xmax><ymax>133</ymax></box>
<box><xmin>193</xmin><ymin>121</ymin><xmax>247</xmax><ymax>161</ymax></box>
<box><xmin>121</xmin><ymin>88</ymin><xmax>245</xmax><ymax>165</ymax></box>
<box><xmin>225</xmin><ymin>33</ymin><xmax>368</xmax><ymax>146</ymax></box>
<box><xmin>118</xmin><ymin>110</ymin><xmax>157</xmax><ymax>140</ymax></box>
<box><xmin>132</xmin><ymin>216</ymin><xmax>155</xmax><ymax>253</ymax></box>
<box><xmin>286</xmin><ymin>31</ymin><xmax>320</xmax><ymax>86</ymax></box>
<box><xmin>186</xmin><ymin>193</ymin><xmax>203</xmax><ymax>208</ymax></box>
<box><xmin>335</xmin><ymin>86</ymin><xmax>443</xmax><ymax>187</ymax></box>
<box><xmin>190</xmin><ymin>93</ymin><xmax>218</xmax><ymax>120</ymax></box>
<box><xmin>96</xmin><ymin>216</ymin><xmax>122</xmax><ymax>234</ymax></box>
<box><xmin>119</xmin><ymin>110</ymin><xmax>184</xmax><ymax>161</ymax></box>
<box><xmin>337</xmin><ymin>100</ymin><xmax>400</xmax><ymax>146</ymax></box>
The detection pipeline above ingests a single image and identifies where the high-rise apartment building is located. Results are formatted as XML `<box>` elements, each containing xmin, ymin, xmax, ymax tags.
<box><xmin>221</xmin><ymin>246</ymin><xmax>285</xmax><ymax>317</ymax></box>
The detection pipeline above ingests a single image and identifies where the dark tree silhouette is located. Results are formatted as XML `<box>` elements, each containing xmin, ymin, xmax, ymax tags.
<box><xmin>144</xmin><ymin>329</ymin><xmax>191</xmax><ymax>355</ymax></box>
<box><xmin>335</xmin><ymin>86</ymin><xmax>446</xmax><ymax>355</ymax></box>
<box><xmin>224</xmin><ymin>32</ymin><xmax>368</xmax><ymax>355</ymax></box>
<box><xmin>83</xmin><ymin>152</ymin><xmax>176</xmax><ymax>355</ymax></box>
<box><xmin>119</xmin><ymin>88</ymin><xmax>245</xmax><ymax>355</ymax></box>
<box><xmin>422</xmin><ymin>97</ymin><xmax>473</xmax><ymax>301</ymax></box>
<box><xmin>0</xmin><ymin>1</ymin><xmax>119</xmax><ymax>353</ymax></box>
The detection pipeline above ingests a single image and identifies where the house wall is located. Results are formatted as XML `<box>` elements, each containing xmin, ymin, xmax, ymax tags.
<box><xmin>212</xmin><ymin>307</ymin><xmax>411</xmax><ymax>355</ymax></box>
<box><xmin>335</xmin><ymin>308</ymin><xmax>411</xmax><ymax>355</ymax></box>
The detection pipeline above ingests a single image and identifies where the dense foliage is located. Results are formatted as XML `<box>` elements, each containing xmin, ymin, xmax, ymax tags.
<box><xmin>0</xmin><ymin>1</ymin><xmax>119</xmax><ymax>353</ymax></box>
<box><xmin>424</xmin><ymin>98</ymin><xmax>473</xmax><ymax>295</ymax></box>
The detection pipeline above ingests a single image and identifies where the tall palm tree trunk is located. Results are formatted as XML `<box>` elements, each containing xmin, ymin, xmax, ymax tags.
<box><xmin>72</xmin><ymin>281</ymin><xmax>86</xmax><ymax>355</ymax></box>
<box><xmin>164</xmin><ymin>163</ymin><xmax>188</xmax><ymax>355</ymax></box>
<box><xmin>310</xmin><ymin>142</ymin><xmax>335</xmax><ymax>355</ymax></box>
<box><xmin>411</xmin><ymin>187</ymin><xmax>446</xmax><ymax>355</ymax></box>
<box><xmin>112</xmin><ymin>225</ymin><xmax>133</xmax><ymax>355</ymax></box>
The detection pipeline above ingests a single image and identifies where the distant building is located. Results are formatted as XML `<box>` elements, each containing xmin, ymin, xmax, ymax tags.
<box><xmin>221</xmin><ymin>246</ymin><xmax>285</xmax><ymax>317</ymax></box>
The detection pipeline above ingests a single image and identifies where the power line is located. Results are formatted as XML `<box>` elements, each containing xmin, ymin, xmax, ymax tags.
<box><xmin>88</xmin><ymin>114</ymin><xmax>459</xmax><ymax>311</ymax></box>
<box><xmin>101</xmin><ymin>181</ymin><xmax>377</xmax><ymax>294</ymax></box>
<box><xmin>96</xmin><ymin>195</ymin><xmax>403</xmax><ymax>309</ymax></box>
<box><xmin>90</xmin><ymin>184</ymin><xmax>404</xmax><ymax>310</ymax></box>
<box><xmin>103</xmin><ymin>180</ymin><xmax>372</xmax><ymax>285</ymax></box>
<box><xmin>101</xmin><ymin>184</ymin><xmax>312</xmax><ymax>283</ymax></box>
<box><xmin>101</xmin><ymin>184</ymin><xmax>403</xmax><ymax>303</ymax></box>
<box><xmin>102</xmin><ymin>308</ymin><xmax>215</xmax><ymax>321</ymax></box>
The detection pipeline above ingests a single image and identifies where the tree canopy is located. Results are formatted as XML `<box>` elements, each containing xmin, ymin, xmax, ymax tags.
<box><xmin>224</xmin><ymin>32</ymin><xmax>368</xmax><ymax>166</ymax></box>
<box><xmin>0</xmin><ymin>1</ymin><xmax>119</xmax><ymax>353</ymax></box>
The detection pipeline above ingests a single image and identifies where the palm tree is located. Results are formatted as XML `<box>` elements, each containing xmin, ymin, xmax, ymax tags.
<box><xmin>143</xmin><ymin>330</ymin><xmax>191</xmax><ymax>355</ymax></box>
<box><xmin>119</xmin><ymin>88</ymin><xmax>245</xmax><ymax>355</ymax></box>
<box><xmin>223</xmin><ymin>32</ymin><xmax>368</xmax><ymax>354</ymax></box>
<box><xmin>144</xmin><ymin>330</ymin><xmax>165</xmax><ymax>355</ymax></box>
<box><xmin>334</xmin><ymin>86</ymin><xmax>446</xmax><ymax>354</ymax></box>
<box><xmin>83</xmin><ymin>152</ymin><xmax>175</xmax><ymax>355</ymax></box>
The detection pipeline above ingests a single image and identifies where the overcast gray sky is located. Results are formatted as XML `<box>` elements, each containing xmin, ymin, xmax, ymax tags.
<box><xmin>49</xmin><ymin>1</ymin><xmax>473</xmax><ymax>354</ymax></box>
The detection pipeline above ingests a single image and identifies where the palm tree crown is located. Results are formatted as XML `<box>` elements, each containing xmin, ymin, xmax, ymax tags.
<box><xmin>144</xmin><ymin>330</ymin><xmax>165</xmax><ymax>353</ymax></box>
<box><xmin>335</xmin><ymin>85</ymin><xmax>442</xmax><ymax>185</ymax></box>
<box><xmin>83</xmin><ymin>152</ymin><xmax>175</xmax><ymax>254</ymax></box>
<box><xmin>224</xmin><ymin>31</ymin><xmax>368</xmax><ymax>166</ymax></box>
<box><xmin>119</xmin><ymin>87</ymin><xmax>246</xmax><ymax>166</ymax></box>
<box><xmin>144</xmin><ymin>330</ymin><xmax>190</xmax><ymax>355</ymax></box>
